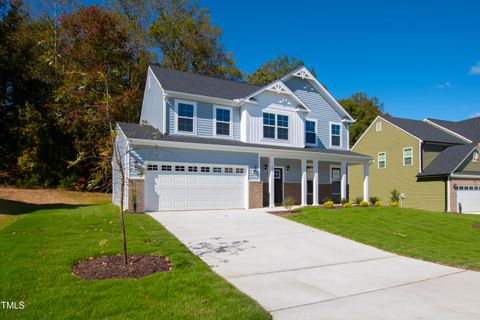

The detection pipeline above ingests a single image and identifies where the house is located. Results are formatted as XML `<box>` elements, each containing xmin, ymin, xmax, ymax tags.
<box><xmin>112</xmin><ymin>65</ymin><xmax>371</xmax><ymax>212</ymax></box>
<box><xmin>349</xmin><ymin>115</ymin><xmax>480</xmax><ymax>213</ymax></box>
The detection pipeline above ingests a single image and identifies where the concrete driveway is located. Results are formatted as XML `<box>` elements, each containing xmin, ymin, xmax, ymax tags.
<box><xmin>149</xmin><ymin>209</ymin><xmax>480</xmax><ymax>320</ymax></box>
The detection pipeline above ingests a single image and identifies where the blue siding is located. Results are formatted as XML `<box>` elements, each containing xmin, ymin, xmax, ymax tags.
<box><xmin>167</xmin><ymin>98</ymin><xmax>241</xmax><ymax>139</ymax></box>
<box><xmin>285</xmin><ymin>77</ymin><xmax>349</xmax><ymax>150</ymax></box>
<box><xmin>259</xmin><ymin>158</ymin><xmax>336</xmax><ymax>183</ymax></box>
<box><xmin>131</xmin><ymin>145</ymin><xmax>259</xmax><ymax>180</ymax></box>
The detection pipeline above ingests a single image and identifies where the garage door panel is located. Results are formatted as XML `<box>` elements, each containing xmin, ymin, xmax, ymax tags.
<box><xmin>145</xmin><ymin>164</ymin><xmax>246</xmax><ymax>211</ymax></box>
<box><xmin>457</xmin><ymin>187</ymin><xmax>480</xmax><ymax>214</ymax></box>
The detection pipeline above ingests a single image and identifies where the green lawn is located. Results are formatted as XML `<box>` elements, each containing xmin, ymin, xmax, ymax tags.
<box><xmin>288</xmin><ymin>206</ymin><xmax>480</xmax><ymax>271</ymax></box>
<box><xmin>0</xmin><ymin>201</ymin><xmax>270</xmax><ymax>320</ymax></box>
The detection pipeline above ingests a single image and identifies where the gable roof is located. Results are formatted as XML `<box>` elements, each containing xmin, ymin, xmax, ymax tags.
<box><xmin>149</xmin><ymin>65</ymin><xmax>260</xmax><ymax>100</ymax></box>
<box><xmin>118</xmin><ymin>122</ymin><xmax>370</xmax><ymax>159</ymax></box>
<box><xmin>418</xmin><ymin>144</ymin><xmax>477</xmax><ymax>177</ymax></box>
<box><xmin>425</xmin><ymin>117</ymin><xmax>480</xmax><ymax>143</ymax></box>
<box><xmin>382</xmin><ymin>115</ymin><xmax>465</xmax><ymax>144</ymax></box>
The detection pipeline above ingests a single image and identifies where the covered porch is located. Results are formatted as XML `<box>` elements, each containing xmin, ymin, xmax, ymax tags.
<box><xmin>258</xmin><ymin>154</ymin><xmax>370</xmax><ymax>207</ymax></box>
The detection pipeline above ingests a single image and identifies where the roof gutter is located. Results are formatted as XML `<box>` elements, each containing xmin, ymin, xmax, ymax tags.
<box><xmin>127</xmin><ymin>137</ymin><xmax>372</xmax><ymax>163</ymax></box>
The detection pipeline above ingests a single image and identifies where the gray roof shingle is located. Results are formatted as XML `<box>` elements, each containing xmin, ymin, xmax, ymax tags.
<box><xmin>118</xmin><ymin>122</ymin><xmax>371</xmax><ymax>159</ymax></box>
<box><xmin>427</xmin><ymin>117</ymin><xmax>480</xmax><ymax>142</ymax></box>
<box><xmin>418</xmin><ymin>144</ymin><xmax>477</xmax><ymax>176</ymax></box>
<box><xmin>150</xmin><ymin>65</ymin><xmax>260</xmax><ymax>100</ymax></box>
<box><xmin>383</xmin><ymin>115</ymin><xmax>465</xmax><ymax>144</ymax></box>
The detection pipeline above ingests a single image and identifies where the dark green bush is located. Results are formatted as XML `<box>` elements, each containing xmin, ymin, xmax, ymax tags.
<box><xmin>59</xmin><ymin>175</ymin><xmax>77</xmax><ymax>191</ymax></box>
<box><xmin>369</xmin><ymin>196</ymin><xmax>379</xmax><ymax>204</ymax></box>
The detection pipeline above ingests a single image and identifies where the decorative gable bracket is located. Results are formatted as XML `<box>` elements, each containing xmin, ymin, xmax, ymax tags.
<box><xmin>266</xmin><ymin>81</ymin><xmax>291</xmax><ymax>95</ymax></box>
<box><xmin>293</xmin><ymin>68</ymin><xmax>315</xmax><ymax>80</ymax></box>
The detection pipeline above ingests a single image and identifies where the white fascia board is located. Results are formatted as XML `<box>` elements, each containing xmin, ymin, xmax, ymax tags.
<box><xmin>450</xmin><ymin>173</ymin><xmax>480</xmax><ymax>179</ymax></box>
<box><xmin>450</xmin><ymin>146</ymin><xmax>477</xmax><ymax>174</ymax></box>
<box><xmin>281</xmin><ymin>66</ymin><xmax>355</xmax><ymax>122</ymax></box>
<box><xmin>128</xmin><ymin>138</ymin><xmax>372</xmax><ymax>163</ymax></box>
<box><xmin>423</xmin><ymin>119</ymin><xmax>472</xmax><ymax>144</ymax></box>
<box><xmin>164</xmin><ymin>90</ymin><xmax>241</xmax><ymax>107</ymax></box>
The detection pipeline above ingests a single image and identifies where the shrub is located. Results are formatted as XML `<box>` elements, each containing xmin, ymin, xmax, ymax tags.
<box><xmin>323</xmin><ymin>200</ymin><xmax>334</xmax><ymax>209</ymax></box>
<box><xmin>359</xmin><ymin>201</ymin><xmax>370</xmax><ymax>207</ymax></box>
<box><xmin>341</xmin><ymin>198</ymin><xmax>349</xmax><ymax>205</ymax></box>
<box><xmin>374</xmin><ymin>200</ymin><xmax>382</xmax><ymax>207</ymax></box>
<box><xmin>59</xmin><ymin>175</ymin><xmax>77</xmax><ymax>190</ymax></box>
<box><xmin>283</xmin><ymin>196</ymin><xmax>296</xmax><ymax>210</ymax></box>
<box><xmin>354</xmin><ymin>197</ymin><xmax>363</xmax><ymax>205</ymax></box>
<box><xmin>390</xmin><ymin>189</ymin><xmax>400</xmax><ymax>202</ymax></box>
<box><xmin>321</xmin><ymin>197</ymin><xmax>332</xmax><ymax>204</ymax></box>
<box><xmin>369</xmin><ymin>196</ymin><xmax>379</xmax><ymax>204</ymax></box>
<box><xmin>21</xmin><ymin>173</ymin><xmax>41</xmax><ymax>188</ymax></box>
<box><xmin>390</xmin><ymin>201</ymin><xmax>399</xmax><ymax>207</ymax></box>
<box><xmin>343</xmin><ymin>201</ymin><xmax>353</xmax><ymax>208</ymax></box>
<box><xmin>131</xmin><ymin>192</ymin><xmax>137</xmax><ymax>212</ymax></box>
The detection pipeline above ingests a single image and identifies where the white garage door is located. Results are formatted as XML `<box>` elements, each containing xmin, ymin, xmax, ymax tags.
<box><xmin>144</xmin><ymin>163</ymin><xmax>247</xmax><ymax>211</ymax></box>
<box><xmin>456</xmin><ymin>186</ymin><xmax>480</xmax><ymax>214</ymax></box>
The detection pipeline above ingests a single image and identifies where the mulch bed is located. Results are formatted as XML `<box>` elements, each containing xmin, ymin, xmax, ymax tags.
<box><xmin>472</xmin><ymin>224</ymin><xmax>480</xmax><ymax>229</ymax></box>
<box><xmin>72</xmin><ymin>254</ymin><xmax>173</xmax><ymax>280</ymax></box>
<box><xmin>268</xmin><ymin>210</ymin><xmax>301</xmax><ymax>217</ymax></box>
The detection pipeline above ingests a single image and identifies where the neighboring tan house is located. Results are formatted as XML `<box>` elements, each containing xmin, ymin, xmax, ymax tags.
<box><xmin>112</xmin><ymin>65</ymin><xmax>371</xmax><ymax>212</ymax></box>
<box><xmin>349</xmin><ymin>115</ymin><xmax>480</xmax><ymax>213</ymax></box>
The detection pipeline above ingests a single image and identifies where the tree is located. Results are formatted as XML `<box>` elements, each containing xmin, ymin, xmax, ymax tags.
<box><xmin>247</xmin><ymin>55</ymin><xmax>316</xmax><ymax>86</ymax></box>
<box><xmin>149</xmin><ymin>0</ymin><xmax>241</xmax><ymax>80</ymax></box>
<box><xmin>338</xmin><ymin>93</ymin><xmax>384</xmax><ymax>147</ymax></box>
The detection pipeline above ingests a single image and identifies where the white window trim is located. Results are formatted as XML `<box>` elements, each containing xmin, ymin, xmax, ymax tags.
<box><xmin>174</xmin><ymin>99</ymin><xmax>197</xmax><ymax>135</ymax></box>
<box><xmin>378</xmin><ymin>151</ymin><xmax>387</xmax><ymax>169</ymax></box>
<box><xmin>213</xmin><ymin>105</ymin><xmax>233</xmax><ymax>138</ymax></box>
<box><xmin>329</xmin><ymin>121</ymin><xmax>343</xmax><ymax>149</ymax></box>
<box><xmin>305</xmin><ymin>118</ymin><xmax>318</xmax><ymax>146</ymax></box>
<box><xmin>403</xmin><ymin>147</ymin><xmax>413</xmax><ymax>166</ymax></box>
<box><xmin>329</xmin><ymin>165</ymin><xmax>341</xmax><ymax>183</ymax></box>
<box><xmin>262</xmin><ymin>112</ymin><xmax>290</xmax><ymax>141</ymax></box>
<box><xmin>376</xmin><ymin>122</ymin><xmax>382</xmax><ymax>132</ymax></box>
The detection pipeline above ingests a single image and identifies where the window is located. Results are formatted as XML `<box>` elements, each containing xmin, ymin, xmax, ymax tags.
<box><xmin>305</xmin><ymin>120</ymin><xmax>316</xmax><ymax>145</ymax></box>
<box><xmin>224</xmin><ymin>168</ymin><xmax>233</xmax><ymax>173</ymax></box>
<box><xmin>378</xmin><ymin>152</ymin><xmax>386</xmax><ymax>169</ymax></box>
<box><xmin>214</xmin><ymin>107</ymin><xmax>231</xmax><ymax>136</ymax></box>
<box><xmin>175</xmin><ymin>165</ymin><xmax>185</xmax><ymax>172</ymax></box>
<box><xmin>277</xmin><ymin>115</ymin><xmax>289</xmax><ymax>140</ymax></box>
<box><xmin>331</xmin><ymin>168</ymin><xmax>341</xmax><ymax>181</ymax></box>
<box><xmin>403</xmin><ymin>147</ymin><xmax>413</xmax><ymax>166</ymax></box>
<box><xmin>235</xmin><ymin>168</ymin><xmax>244</xmax><ymax>174</ymax></box>
<box><xmin>188</xmin><ymin>166</ymin><xmax>198</xmax><ymax>172</ymax></box>
<box><xmin>161</xmin><ymin>165</ymin><xmax>172</xmax><ymax>171</ymax></box>
<box><xmin>263</xmin><ymin>113</ymin><xmax>275</xmax><ymax>138</ymax></box>
<box><xmin>201</xmin><ymin>167</ymin><xmax>210</xmax><ymax>173</ymax></box>
<box><xmin>330</xmin><ymin>123</ymin><xmax>342</xmax><ymax>147</ymax></box>
<box><xmin>147</xmin><ymin>164</ymin><xmax>158</xmax><ymax>171</ymax></box>
<box><xmin>376</xmin><ymin>122</ymin><xmax>382</xmax><ymax>132</ymax></box>
<box><xmin>263</xmin><ymin>113</ymin><xmax>289</xmax><ymax>140</ymax></box>
<box><xmin>176</xmin><ymin>101</ymin><xmax>195</xmax><ymax>133</ymax></box>
<box><xmin>213</xmin><ymin>167</ymin><xmax>222</xmax><ymax>173</ymax></box>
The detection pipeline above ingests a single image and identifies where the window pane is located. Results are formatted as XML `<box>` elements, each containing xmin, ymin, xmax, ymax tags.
<box><xmin>306</xmin><ymin>120</ymin><xmax>316</xmax><ymax>133</ymax></box>
<box><xmin>331</xmin><ymin>135</ymin><xmax>340</xmax><ymax>146</ymax></box>
<box><xmin>178</xmin><ymin>118</ymin><xmax>193</xmax><ymax>132</ymax></box>
<box><xmin>306</xmin><ymin>132</ymin><xmax>316</xmax><ymax>144</ymax></box>
<box><xmin>216</xmin><ymin>108</ymin><xmax>230</xmax><ymax>122</ymax></box>
<box><xmin>277</xmin><ymin>115</ymin><xmax>288</xmax><ymax>127</ymax></box>
<box><xmin>216</xmin><ymin>122</ymin><xmax>230</xmax><ymax>135</ymax></box>
<box><xmin>178</xmin><ymin>103</ymin><xmax>193</xmax><ymax>117</ymax></box>
<box><xmin>404</xmin><ymin>148</ymin><xmax>412</xmax><ymax>157</ymax></box>
<box><xmin>404</xmin><ymin>157</ymin><xmax>412</xmax><ymax>166</ymax></box>
<box><xmin>277</xmin><ymin>127</ymin><xmax>288</xmax><ymax>140</ymax></box>
<box><xmin>331</xmin><ymin>124</ymin><xmax>340</xmax><ymax>135</ymax></box>
<box><xmin>264</xmin><ymin>125</ymin><xmax>275</xmax><ymax>138</ymax></box>
<box><xmin>263</xmin><ymin>113</ymin><xmax>275</xmax><ymax>126</ymax></box>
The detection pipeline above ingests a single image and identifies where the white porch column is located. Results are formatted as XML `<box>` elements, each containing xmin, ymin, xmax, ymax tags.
<box><xmin>301</xmin><ymin>159</ymin><xmax>308</xmax><ymax>206</ymax></box>
<box><xmin>269</xmin><ymin>157</ymin><xmax>275</xmax><ymax>208</ymax></box>
<box><xmin>363</xmin><ymin>162</ymin><xmax>369</xmax><ymax>202</ymax></box>
<box><xmin>313</xmin><ymin>160</ymin><xmax>319</xmax><ymax>206</ymax></box>
<box><xmin>340</xmin><ymin>161</ymin><xmax>347</xmax><ymax>201</ymax></box>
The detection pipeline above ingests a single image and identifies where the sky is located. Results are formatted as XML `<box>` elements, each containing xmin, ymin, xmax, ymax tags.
<box><xmin>197</xmin><ymin>0</ymin><xmax>480</xmax><ymax>121</ymax></box>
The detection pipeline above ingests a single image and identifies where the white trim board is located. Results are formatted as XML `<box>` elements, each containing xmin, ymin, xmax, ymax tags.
<box><xmin>174</xmin><ymin>99</ymin><xmax>197</xmax><ymax>135</ymax></box>
<box><xmin>329</xmin><ymin>121</ymin><xmax>343</xmax><ymax>149</ymax></box>
<box><xmin>213</xmin><ymin>105</ymin><xmax>234</xmax><ymax>138</ymax></box>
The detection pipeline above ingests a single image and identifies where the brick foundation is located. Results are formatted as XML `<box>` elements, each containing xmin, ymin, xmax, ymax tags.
<box><xmin>450</xmin><ymin>178</ymin><xmax>480</xmax><ymax>212</ymax></box>
<box><xmin>128</xmin><ymin>178</ymin><xmax>144</xmax><ymax>213</ymax></box>
<box><xmin>249</xmin><ymin>181</ymin><xmax>264</xmax><ymax>209</ymax></box>
<box><xmin>284</xmin><ymin>183</ymin><xmax>301</xmax><ymax>205</ymax></box>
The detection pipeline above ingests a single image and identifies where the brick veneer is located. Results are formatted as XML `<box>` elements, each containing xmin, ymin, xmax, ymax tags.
<box><xmin>284</xmin><ymin>183</ymin><xmax>301</xmax><ymax>204</ymax></box>
<box><xmin>449</xmin><ymin>178</ymin><xmax>480</xmax><ymax>212</ymax></box>
<box><xmin>128</xmin><ymin>178</ymin><xmax>144</xmax><ymax>213</ymax></box>
<box><xmin>248</xmin><ymin>181</ymin><xmax>264</xmax><ymax>209</ymax></box>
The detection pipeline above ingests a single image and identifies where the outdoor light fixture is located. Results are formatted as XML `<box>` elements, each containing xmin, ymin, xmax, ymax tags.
<box><xmin>286</xmin><ymin>165</ymin><xmax>290</xmax><ymax>172</ymax></box>
<box><xmin>264</xmin><ymin>164</ymin><xmax>268</xmax><ymax>171</ymax></box>
<box><xmin>252</xmin><ymin>166</ymin><xmax>258</xmax><ymax>173</ymax></box>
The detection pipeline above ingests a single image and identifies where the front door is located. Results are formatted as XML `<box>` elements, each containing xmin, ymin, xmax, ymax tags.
<box><xmin>331</xmin><ymin>167</ymin><xmax>341</xmax><ymax>203</ymax></box>
<box><xmin>274</xmin><ymin>168</ymin><xmax>283</xmax><ymax>204</ymax></box>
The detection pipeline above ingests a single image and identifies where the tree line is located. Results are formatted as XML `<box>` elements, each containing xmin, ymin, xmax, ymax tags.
<box><xmin>0</xmin><ymin>0</ymin><xmax>383</xmax><ymax>191</ymax></box>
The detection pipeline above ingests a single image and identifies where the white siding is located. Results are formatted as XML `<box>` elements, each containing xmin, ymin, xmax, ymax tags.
<box><xmin>140</xmin><ymin>68</ymin><xmax>165</xmax><ymax>132</ymax></box>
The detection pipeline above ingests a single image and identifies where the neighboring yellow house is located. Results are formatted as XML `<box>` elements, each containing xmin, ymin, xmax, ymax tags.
<box><xmin>349</xmin><ymin>115</ymin><xmax>480</xmax><ymax>213</ymax></box>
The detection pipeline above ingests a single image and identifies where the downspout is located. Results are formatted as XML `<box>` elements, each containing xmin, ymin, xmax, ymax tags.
<box><xmin>444</xmin><ymin>176</ymin><xmax>448</xmax><ymax>213</ymax></box>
